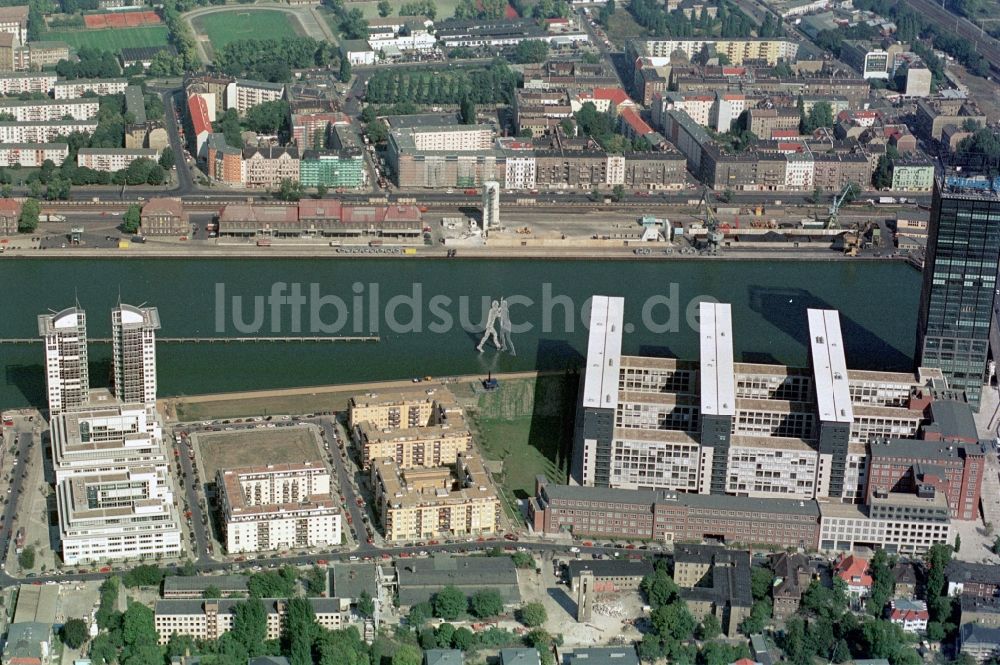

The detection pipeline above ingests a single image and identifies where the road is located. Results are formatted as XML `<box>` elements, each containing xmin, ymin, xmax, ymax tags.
<box><xmin>0</xmin><ymin>430</ymin><xmax>36</xmax><ymax>587</ymax></box>
<box><xmin>173</xmin><ymin>430</ymin><xmax>212</xmax><ymax>564</ymax></box>
<box><xmin>157</xmin><ymin>88</ymin><xmax>196</xmax><ymax>195</ymax></box>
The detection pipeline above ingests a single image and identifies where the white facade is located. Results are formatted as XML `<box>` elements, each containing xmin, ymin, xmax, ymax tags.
<box><xmin>77</xmin><ymin>148</ymin><xmax>159</xmax><ymax>172</ymax></box>
<box><xmin>504</xmin><ymin>155</ymin><xmax>536</xmax><ymax>190</ymax></box>
<box><xmin>57</xmin><ymin>467</ymin><xmax>182</xmax><ymax>565</ymax></box>
<box><xmin>0</xmin><ymin>143</ymin><xmax>69</xmax><ymax>167</ymax></box>
<box><xmin>218</xmin><ymin>463</ymin><xmax>341</xmax><ymax>554</ymax></box>
<box><xmin>0</xmin><ymin>121</ymin><xmax>97</xmax><ymax>144</ymax></box>
<box><xmin>818</xmin><ymin>503</ymin><xmax>952</xmax><ymax>556</ymax></box>
<box><xmin>0</xmin><ymin>72</ymin><xmax>57</xmax><ymax>95</ymax></box>
<box><xmin>37</xmin><ymin>308</ymin><xmax>90</xmax><ymax>414</ymax></box>
<box><xmin>369</xmin><ymin>32</ymin><xmax>437</xmax><ymax>52</ymax></box>
<box><xmin>482</xmin><ymin>181</ymin><xmax>500</xmax><ymax>231</ymax></box>
<box><xmin>53</xmin><ymin>78</ymin><xmax>128</xmax><ymax>99</ymax></box>
<box><xmin>0</xmin><ymin>98</ymin><xmax>98</xmax><ymax>122</ymax></box>
<box><xmin>410</xmin><ymin>126</ymin><xmax>494</xmax><ymax>151</ymax></box>
<box><xmin>225</xmin><ymin>80</ymin><xmax>285</xmax><ymax>116</ymax></box>
<box><xmin>111</xmin><ymin>304</ymin><xmax>159</xmax><ymax>408</ymax></box>
<box><xmin>785</xmin><ymin>154</ymin><xmax>814</xmax><ymax>190</ymax></box>
<box><xmin>711</xmin><ymin>94</ymin><xmax>750</xmax><ymax>132</ymax></box>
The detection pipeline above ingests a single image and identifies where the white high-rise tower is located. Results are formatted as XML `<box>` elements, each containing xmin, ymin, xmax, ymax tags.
<box><xmin>111</xmin><ymin>304</ymin><xmax>160</xmax><ymax>407</ymax></box>
<box><xmin>482</xmin><ymin>181</ymin><xmax>501</xmax><ymax>234</ymax></box>
<box><xmin>37</xmin><ymin>307</ymin><xmax>90</xmax><ymax>414</ymax></box>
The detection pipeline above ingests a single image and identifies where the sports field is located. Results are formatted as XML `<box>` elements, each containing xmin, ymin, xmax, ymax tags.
<box><xmin>193</xmin><ymin>9</ymin><xmax>301</xmax><ymax>51</ymax></box>
<box><xmin>196</xmin><ymin>427</ymin><xmax>323</xmax><ymax>481</ymax></box>
<box><xmin>46</xmin><ymin>25</ymin><xmax>169</xmax><ymax>51</ymax></box>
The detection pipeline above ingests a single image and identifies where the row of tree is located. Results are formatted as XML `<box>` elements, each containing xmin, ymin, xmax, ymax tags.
<box><xmin>364</xmin><ymin>61</ymin><xmax>519</xmax><ymax>106</ymax></box>
<box><xmin>629</xmin><ymin>0</ymin><xmax>759</xmax><ymax>40</ymax></box>
<box><xmin>214</xmin><ymin>37</ymin><xmax>338</xmax><ymax>83</ymax></box>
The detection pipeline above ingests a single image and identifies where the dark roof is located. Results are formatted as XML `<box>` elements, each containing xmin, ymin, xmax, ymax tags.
<box><xmin>120</xmin><ymin>45</ymin><xmax>176</xmax><ymax>61</ymax></box>
<box><xmin>946</xmin><ymin>561</ymin><xmax>1000</xmax><ymax>586</ymax></box>
<box><xmin>567</xmin><ymin>559</ymin><xmax>654</xmax><ymax>580</ymax></box>
<box><xmin>680</xmin><ymin>562</ymin><xmax>753</xmax><ymax>608</ymax></box>
<box><xmin>500</xmin><ymin>649</ymin><xmax>541</xmax><ymax>665</ymax></box>
<box><xmin>674</xmin><ymin>544</ymin><xmax>748</xmax><ymax>566</ymax></box>
<box><xmin>425</xmin><ymin>650</ymin><xmax>465</xmax><ymax>665</ymax></box>
<box><xmin>564</xmin><ymin>648</ymin><xmax>640</xmax><ymax>665</ymax></box>
<box><xmin>330</xmin><ymin>563</ymin><xmax>378</xmax><ymax>601</ymax></box>
<box><xmin>397</xmin><ymin>554</ymin><xmax>520</xmax><ymax>606</ymax></box>
<box><xmin>960</xmin><ymin>623</ymin><xmax>1000</xmax><ymax>647</ymax></box>
<box><xmin>868</xmin><ymin>438</ymin><xmax>986</xmax><ymax>461</ymax></box>
<box><xmin>926</xmin><ymin>399</ymin><xmax>980</xmax><ymax>441</ymax></box>
<box><xmin>891</xmin><ymin>562</ymin><xmax>917</xmax><ymax>587</ymax></box>
<box><xmin>163</xmin><ymin>575</ymin><xmax>248</xmax><ymax>593</ymax></box>
<box><xmin>155</xmin><ymin>597</ymin><xmax>338</xmax><ymax>616</ymax></box>
<box><xmin>249</xmin><ymin>658</ymin><xmax>292</xmax><ymax>665</ymax></box>
<box><xmin>243</xmin><ymin>145</ymin><xmax>299</xmax><ymax>160</ymax></box>
<box><xmin>960</xmin><ymin>595</ymin><xmax>1000</xmax><ymax>616</ymax></box>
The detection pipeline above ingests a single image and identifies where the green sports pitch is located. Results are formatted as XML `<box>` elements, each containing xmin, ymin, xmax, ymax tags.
<box><xmin>45</xmin><ymin>25</ymin><xmax>169</xmax><ymax>52</ymax></box>
<box><xmin>192</xmin><ymin>10</ymin><xmax>301</xmax><ymax>51</ymax></box>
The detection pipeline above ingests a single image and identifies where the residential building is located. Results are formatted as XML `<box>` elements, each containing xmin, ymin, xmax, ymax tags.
<box><xmin>217</xmin><ymin>462</ymin><xmax>341</xmax><ymax>554</ymax></box>
<box><xmin>0</xmin><ymin>33</ymin><xmax>12</xmax><ymax>70</ymax></box>
<box><xmin>57</xmin><ymin>466</ymin><xmax>182</xmax><ymax>565</ymax></box>
<box><xmin>904</xmin><ymin>66</ymin><xmax>932</xmax><ymax>98</ymax></box>
<box><xmin>566</xmin><ymin>560</ymin><xmax>654</xmax><ymax>593</ymax></box>
<box><xmin>960</xmin><ymin>596</ymin><xmax>1000</xmax><ymax>629</ymax></box>
<box><xmin>162</xmin><ymin>575</ymin><xmax>249</xmax><ymax>599</ymax></box>
<box><xmin>889</xmin><ymin>599</ymin><xmax>929</xmax><ymax>633</ymax></box>
<box><xmin>425</xmin><ymin>650</ymin><xmax>464</xmax><ymax>665</ymax></box>
<box><xmin>77</xmin><ymin>148</ymin><xmax>159</xmax><ymax>172</ymax></box>
<box><xmin>356</xmin><ymin>420</ymin><xmax>471</xmax><ymax>470</ymax></box>
<box><xmin>187</xmin><ymin>94</ymin><xmax>212</xmax><ymax>159</ymax></box>
<box><xmin>37</xmin><ymin>307</ymin><xmax>90</xmax><ymax>414</ymax></box>
<box><xmin>371</xmin><ymin>454</ymin><xmax>501</xmax><ymax>543</ymax></box>
<box><xmin>434</xmin><ymin>18</ymin><xmax>587</xmax><ymax>48</ymax></box>
<box><xmin>155</xmin><ymin>598</ymin><xmax>345</xmax><ymax>644</ymax></box>
<box><xmin>299</xmin><ymin>150</ymin><xmax>365</xmax><ymax>189</ymax></box>
<box><xmin>49</xmin><ymin>398</ymin><xmax>164</xmax><ymax>483</ymax></box>
<box><xmin>0</xmin><ymin>142</ymin><xmax>68</xmax><ymax>167</ymax></box>
<box><xmin>500</xmin><ymin>650</ymin><xmax>541</xmax><ymax>665</ymax></box>
<box><xmin>329</xmin><ymin>562</ymin><xmax>382</xmax><ymax>615</ymax></box>
<box><xmin>184</xmin><ymin>74</ymin><xmax>231</xmax><ymax>119</ymax></box>
<box><xmin>629</xmin><ymin>38</ymin><xmax>799</xmax><ymax>66</ymax></box>
<box><xmin>0</xmin><ymin>198</ymin><xmax>20</xmax><ymax>234</ymax></box>
<box><xmin>225</xmin><ymin>79</ymin><xmax>285</xmax><ymax>116</ymax></box>
<box><xmin>0</xmin><ymin>5</ymin><xmax>28</xmax><ymax>46</ymax></box>
<box><xmin>0</xmin><ymin>120</ymin><xmax>96</xmax><ymax>144</ymax></box>
<box><xmin>915</xmin><ymin>98</ymin><xmax>986</xmax><ymax>142</ymax></box>
<box><xmin>958</xmin><ymin>624</ymin><xmax>1000</xmax><ymax>663</ymax></box>
<box><xmin>396</xmin><ymin>553</ymin><xmax>520</xmax><ymax>606</ymax></box>
<box><xmin>946</xmin><ymin>561</ymin><xmax>1000</xmax><ymax>597</ymax></box>
<box><xmin>241</xmin><ymin>145</ymin><xmax>299</xmax><ymax>188</ymax></box>
<box><xmin>18</xmin><ymin>41</ymin><xmax>70</xmax><ymax>70</ymax></box>
<box><xmin>52</xmin><ymin>77</ymin><xmax>127</xmax><ymax>99</ymax></box>
<box><xmin>769</xmin><ymin>553</ymin><xmax>815</xmax><ymax>619</ymax></box>
<box><xmin>840</xmin><ymin>42</ymin><xmax>891</xmax><ymax>79</ymax></box>
<box><xmin>0</xmin><ymin>72</ymin><xmax>57</xmax><ymax>95</ymax></box>
<box><xmin>291</xmin><ymin>111</ymin><xmax>349</xmax><ymax>150</ymax></box>
<box><xmin>916</xmin><ymin>176</ymin><xmax>1000</xmax><ymax>410</ymax></box>
<box><xmin>1</xmin><ymin>622</ymin><xmax>50</xmax><ymax>665</ymax></box>
<box><xmin>835</xmin><ymin>554</ymin><xmax>872</xmax><ymax>597</ymax></box>
<box><xmin>0</xmin><ymin>98</ymin><xmax>97</xmax><ymax>122</ymax></box>
<box><xmin>124</xmin><ymin>84</ymin><xmax>148</xmax><ymax>148</ymax></box>
<box><xmin>747</xmin><ymin>108</ymin><xmax>801</xmax><ymax>138</ymax></box>
<box><xmin>111</xmin><ymin>303</ymin><xmax>159</xmax><ymax>407</ymax></box>
<box><xmin>140</xmin><ymin>197</ymin><xmax>188</xmax><ymax>236</ymax></box>
<box><xmin>893</xmin><ymin>562</ymin><xmax>918</xmax><ymax>598</ymax></box>
<box><xmin>206</xmin><ymin>133</ymin><xmax>242</xmax><ymax>185</ymax></box>
<box><xmin>349</xmin><ymin>389</ymin><xmax>447</xmax><ymax>430</ymax></box>
<box><xmin>891</xmin><ymin>156</ymin><xmax>935</xmax><ymax>191</ymax></box>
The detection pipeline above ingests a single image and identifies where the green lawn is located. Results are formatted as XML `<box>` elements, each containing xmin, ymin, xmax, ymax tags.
<box><xmin>471</xmin><ymin>374</ymin><xmax>577</xmax><ymax>501</ymax></box>
<box><xmin>193</xmin><ymin>10</ymin><xmax>301</xmax><ymax>51</ymax></box>
<box><xmin>46</xmin><ymin>25</ymin><xmax>169</xmax><ymax>52</ymax></box>
<box><xmin>344</xmin><ymin>0</ymin><xmax>462</xmax><ymax>20</ymax></box>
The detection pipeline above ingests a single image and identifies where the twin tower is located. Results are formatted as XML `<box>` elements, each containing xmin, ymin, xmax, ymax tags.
<box><xmin>37</xmin><ymin>304</ymin><xmax>160</xmax><ymax>414</ymax></box>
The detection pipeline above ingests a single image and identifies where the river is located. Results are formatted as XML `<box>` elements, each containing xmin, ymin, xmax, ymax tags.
<box><xmin>0</xmin><ymin>258</ymin><xmax>921</xmax><ymax>408</ymax></box>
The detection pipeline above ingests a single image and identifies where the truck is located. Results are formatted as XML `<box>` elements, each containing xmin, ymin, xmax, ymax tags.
<box><xmin>463</xmin><ymin>188</ymin><xmax>478</xmax><ymax>196</ymax></box>
<box><xmin>39</xmin><ymin>214</ymin><xmax>66</xmax><ymax>222</ymax></box>
<box><xmin>256</xmin><ymin>238</ymin><xmax>272</xmax><ymax>247</ymax></box>
<box><xmin>878</xmin><ymin>196</ymin><xmax>897</xmax><ymax>205</ymax></box>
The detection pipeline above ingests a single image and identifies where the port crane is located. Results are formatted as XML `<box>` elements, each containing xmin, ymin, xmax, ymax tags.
<box><xmin>825</xmin><ymin>183</ymin><xmax>855</xmax><ymax>229</ymax></box>
<box><xmin>697</xmin><ymin>187</ymin><xmax>725</xmax><ymax>255</ymax></box>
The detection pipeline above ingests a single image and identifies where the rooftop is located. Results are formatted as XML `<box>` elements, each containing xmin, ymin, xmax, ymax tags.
<box><xmin>163</xmin><ymin>575</ymin><xmax>248</xmax><ymax>594</ymax></box>
<box><xmin>566</xmin><ymin>559</ymin><xmax>655</xmax><ymax>580</ymax></box>
<box><xmin>563</xmin><ymin>648</ymin><xmax>640</xmax><ymax>665</ymax></box>
<box><xmin>330</xmin><ymin>562</ymin><xmax>378</xmax><ymax>600</ymax></box>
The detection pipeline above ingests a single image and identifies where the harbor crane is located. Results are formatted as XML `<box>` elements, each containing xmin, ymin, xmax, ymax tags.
<box><xmin>825</xmin><ymin>183</ymin><xmax>856</xmax><ymax>229</ymax></box>
<box><xmin>698</xmin><ymin>187</ymin><xmax>725</xmax><ymax>255</ymax></box>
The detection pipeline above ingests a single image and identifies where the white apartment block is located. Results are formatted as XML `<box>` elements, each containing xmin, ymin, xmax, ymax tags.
<box><xmin>56</xmin><ymin>466</ymin><xmax>182</xmax><ymax>565</ymax></box>
<box><xmin>217</xmin><ymin>463</ymin><xmax>341</xmax><ymax>554</ymax></box>
<box><xmin>50</xmin><ymin>400</ymin><xmax>165</xmax><ymax>483</ymax></box>
<box><xmin>38</xmin><ymin>307</ymin><xmax>90</xmax><ymax>414</ymax></box>
<box><xmin>225</xmin><ymin>79</ymin><xmax>285</xmax><ymax>116</ymax></box>
<box><xmin>0</xmin><ymin>143</ymin><xmax>69</xmax><ymax>167</ymax></box>
<box><xmin>640</xmin><ymin>38</ymin><xmax>799</xmax><ymax>65</ymax></box>
<box><xmin>155</xmin><ymin>598</ymin><xmax>345</xmax><ymax>645</ymax></box>
<box><xmin>818</xmin><ymin>495</ymin><xmax>952</xmax><ymax>556</ymax></box>
<box><xmin>409</xmin><ymin>125</ymin><xmax>494</xmax><ymax>151</ymax></box>
<box><xmin>0</xmin><ymin>98</ymin><xmax>98</xmax><ymax>122</ymax></box>
<box><xmin>504</xmin><ymin>155</ymin><xmax>537</xmax><ymax>190</ymax></box>
<box><xmin>111</xmin><ymin>304</ymin><xmax>159</xmax><ymax>407</ymax></box>
<box><xmin>52</xmin><ymin>78</ymin><xmax>128</xmax><ymax>99</ymax></box>
<box><xmin>0</xmin><ymin>72</ymin><xmax>57</xmax><ymax>96</ymax></box>
<box><xmin>77</xmin><ymin>148</ymin><xmax>159</xmax><ymax>172</ymax></box>
<box><xmin>0</xmin><ymin>120</ymin><xmax>97</xmax><ymax>144</ymax></box>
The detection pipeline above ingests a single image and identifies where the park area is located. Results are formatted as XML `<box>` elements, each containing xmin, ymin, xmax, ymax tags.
<box><xmin>192</xmin><ymin>9</ymin><xmax>302</xmax><ymax>51</ymax></box>
<box><xmin>469</xmin><ymin>374</ymin><xmax>577</xmax><ymax>503</ymax></box>
<box><xmin>45</xmin><ymin>25</ymin><xmax>168</xmax><ymax>51</ymax></box>
<box><xmin>337</xmin><ymin>0</ymin><xmax>463</xmax><ymax>19</ymax></box>
<box><xmin>195</xmin><ymin>426</ymin><xmax>324</xmax><ymax>481</ymax></box>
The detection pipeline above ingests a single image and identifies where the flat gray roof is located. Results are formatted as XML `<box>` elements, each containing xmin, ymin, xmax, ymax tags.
<box><xmin>700</xmin><ymin>302</ymin><xmax>735</xmax><ymax>416</ymax></box>
<box><xmin>564</xmin><ymin>648</ymin><xmax>640</xmax><ymax>665</ymax></box>
<box><xmin>582</xmin><ymin>295</ymin><xmax>624</xmax><ymax>410</ymax></box>
<box><xmin>808</xmin><ymin>309</ymin><xmax>853</xmax><ymax>423</ymax></box>
<box><xmin>163</xmin><ymin>575</ymin><xmax>247</xmax><ymax>593</ymax></box>
<box><xmin>566</xmin><ymin>559</ymin><xmax>654</xmax><ymax>580</ymax></box>
<box><xmin>330</xmin><ymin>563</ymin><xmax>378</xmax><ymax>600</ymax></box>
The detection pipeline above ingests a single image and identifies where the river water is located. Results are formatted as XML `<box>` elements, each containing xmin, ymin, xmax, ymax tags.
<box><xmin>0</xmin><ymin>258</ymin><xmax>920</xmax><ymax>408</ymax></box>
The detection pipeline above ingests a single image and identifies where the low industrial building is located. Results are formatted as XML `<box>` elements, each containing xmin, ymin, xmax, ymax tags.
<box><xmin>140</xmin><ymin>197</ymin><xmax>188</xmax><ymax>236</ymax></box>
<box><xmin>216</xmin><ymin>201</ymin><xmax>423</xmax><ymax>239</ymax></box>
<box><xmin>0</xmin><ymin>198</ymin><xmax>21</xmax><ymax>235</ymax></box>
<box><xmin>162</xmin><ymin>575</ymin><xmax>249</xmax><ymax>599</ymax></box>
<box><xmin>947</xmin><ymin>561</ymin><xmax>1000</xmax><ymax>598</ymax></box>
<box><xmin>566</xmin><ymin>559</ymin><xmax>654</xmax><ymax>593</ymax></box>
<box><xmin>674</xmin><ymin>544</ymin><xmax>752</xmax><ymax>638</ymax></box>
<box><xmin>958</xmin><ymin>624</ymin><xmax>1000</xmax><ymax>663</ymax></box>
<box><xmin>217</xmin><ymin>462</ymin><xmax>341</xmax><ymax>554</ymax></box>
<box><xmin>396</xmin><ymin>553</ymin><xmax>520</xmax><ymax>607</ymax></box>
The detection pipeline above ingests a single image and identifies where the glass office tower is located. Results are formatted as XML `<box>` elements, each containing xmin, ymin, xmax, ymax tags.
<box><xmin>916</xmin><ymin>177</ymin><xmax>1000</xmax><ymax>411</ymax></box>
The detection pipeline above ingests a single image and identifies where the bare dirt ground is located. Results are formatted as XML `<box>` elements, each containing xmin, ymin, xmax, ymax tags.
<box><xmin>196</xmin><ymin>426</ymin><xmax>324</xmax><ymax>480</ymax></box>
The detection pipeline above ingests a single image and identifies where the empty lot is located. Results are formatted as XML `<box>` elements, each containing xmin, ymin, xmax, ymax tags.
<box><xmin>196</xmin><ymin>426</ymin><xmax>323</xmax><ymax>480</ymax></box>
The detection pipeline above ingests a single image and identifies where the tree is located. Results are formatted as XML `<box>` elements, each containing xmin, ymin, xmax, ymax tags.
<box><xmin>651</xmin><ymin>602</ymin><xmax>696</xmax><ymax>642</ymax></box>
<box><xmin>520</xmin><ymin>602</ymin><xmax>547</xmax><ymax>628</ymax></box>
<box><xmin>166</xmin><ymin>634</ymin><xmax>196</xmax><ymax>660</ymax></box>
<box><xmin>612</xmin><ymin>184</ymin><xmax>626</xmax><ymax>202</ymax></box>
<box><xmin>378</xmin><ymin>0</ymin><xmax>392</xmax><ymax>15</ymax></box>
<box><xmin>831</xmin><ymin>638</ymin><xmax>852</xmax><ymax>664</ymax></box>
<box><xmin>248</xmin><ymin>567</ymin><xmax>297</xmax><ymax>598</ymax></box>
<box><xmin>452</xmin><ymin>626</ymin><xmax>475</xmax><ymax>651</ymax></box>
<box><xmin>955</xmin><ymin>534</ymin><xmax>962</xmax><ymax>552</ymax></box>
<box><xmin>409</xmin><ymin>601</ymin><xmax>432</xmax><ymax>627</ymax></box>
<box><xmin>357</xmin><ymin>590</ymin><xmax>375</xmax><ymax>618</ymax></box>
<box><xmin>120</xmin><ymin>601</ymin><xmax>158</xmax><ymax>659</ymax></box>
<box><xmin>750</xmin><ymin>568</ymin><xmax>773</xmax><ymax>601</ymax></box>
<box><xmin>470</xmin><ymin>589</ymin><xmax>504</xmax><ymax>618</ymax></box>
<box><xmin>339</xmin><ymin>56</ymin><xmax>352</xmax><ymax>84</ymax></box>
<box><xmin>303</xmin><ymin>566</ymin><xmax>327</xmax><ymax>597</ymax></box>
<box><xmin>460</xmin><ymin>96</ymin><xmax>476</xmax><ymax>125</ymax></box>
<box><xmin>739</xmin><ymin>598</ymin><xmax>772</xmax><ymax>636</ymax></box>
<box><xmin>393</xmin><ymin>644</ymin><xmax>422</xmax><ymax>665</ymax></box>
<box><xmin>17</xmin><ymin>199</ymin><xmax>40</xmax><ymax>234</ymax></box>
<box><xmin>122</xmin><ymin>203</ymin><xmax>142</xmax><ymax>234</ymax></box>
<box><xmin>284</xmin><ymin>597</ymin><xmax>317</xmax><ymax>665</ymax></box>
<box><xmin>339</xmin><ymin>8</ymin><xmax>369</xmax><ymax>40</ymax></box>
<box><xmin>276</xmin><ymin>178</ymin><xmax>303</xmax><ymax>202</ymax></box>
<box><xmin>992</xmin><ymin>536</ymin><xmax>1000</xmax><ymax>555</ymax></box>
<box><xmin>60</xmin><ymin>618</ymin><xmax>88</xmax><ymax>649</ymax></box>
<box><xmin>17</xmin><ymin>545</ymin><xmax>35</xmax><ymax>569</ymax></box>
<box><xmin>698</xmin><ymin>613</ymin><xmax>722</xmax><ymax>640</ymax></box>
<box><xmin>511</xmin><ymin>552</ymin><xmax>536</xmax><ymax>569</ymax></box>
<box><xmin>96</xmin><ymin>577</ymin><xmax>121</xmax><ymax>631</ymax></box>
<box><xmin>245</xmin><ymin>100</ymin><xmax>290</xmax><ymax>135</ymax></box>
<box><xmin>159</xmin><ymin>147</ymin><xmax>175</xmax><ymax>170</ymax></box>
<box><xmin>640</xmin><ymin>569</ymin><xmax>678</xmax><ymax>609</ymax></box>
<box><xmin>872</xmin><ymin>154</ymin><xmax>893</xmax><ymax>189</ymax></box>
<box><xmin>232</xmin><ymin>597</ymin><xmax>269</xmax><ymax>657</ymax></box>
<box><xmin>866</xmin><ymin>549</ymin><xmax>894</xmax><ymax>616</ymax></box>
<box><xmin>513</xmin><ymin>40</ymin><xmax>550</xmax><ymax>64</ymax></box>
<box><xmin>203</xmin><ymin>585</ymin><xmax>222</xmax><ymax>599</ymax></box>
<box><xmin>433</xmin><ymin>586</ymin><xmax>467</xmax><ymax>620</ymax></box>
